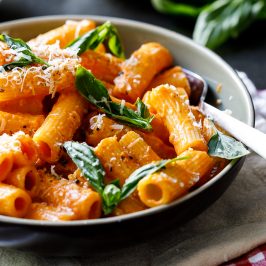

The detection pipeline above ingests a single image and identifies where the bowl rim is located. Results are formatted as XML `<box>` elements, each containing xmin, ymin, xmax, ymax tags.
<box><xmin>0</xmin><ymin>15</ymin><xmax>255</xmax><ymax>227</ymax></box>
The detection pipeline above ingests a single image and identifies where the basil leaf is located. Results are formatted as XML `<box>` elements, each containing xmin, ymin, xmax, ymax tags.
<box><xmin>151</xmin><ymin>0</ymin><xmax>206</xmax><ymax>17</ymax></box>
<box><xmin>193</xmin><ymin>0</ymin><xmax>265</xmax><ymax>49</ymax></box>
<box><xmin>135</xmin><ymin>98</ymin><xmax>152</xmax><ymax>119</ymax></box>
<box><xmin>102</xmin><ymin>184</ymin><xmax>121</xmax><ymax>208</ymax></box>
<box><xmin>208</xmin><ymin>130</ymin><xmax>250</xmax><ymax>159</ymax></box>
<box><xmin>75</xmin><ymin>66</ymin><xmax>153</xmax><ymax>130</ymax></box>
<box><xmin>63</xmin><ymin>141</ymin><xmax>105</xmax><ymax>193</ymax></box>
<box><xmin>0</xmin><ymin>34</ymin><xmax>49</xmax><ymax>71</ymax></box>
<box><xmin>109</xmin><ymin>178</ymin><xmax>121</xmax><ymax>188</ymax></box>
<box><xmin>75</xmin><ymin>66</ymin><xmax>110</xmax><ymax>103</ymax></box>
<box><xmin>107</xmin><ymin>26</ymin><xmax>125</xmax><ymax>58</ymax></box>
<box><xmin>120</xmin><ymin>156</ymin><xmax>188</xmax><ymax>200</ymax></box>
<box><xmin>67</xmin><ymin>21</ymin><xmax>125</xmax><ymax>58</ymax></box>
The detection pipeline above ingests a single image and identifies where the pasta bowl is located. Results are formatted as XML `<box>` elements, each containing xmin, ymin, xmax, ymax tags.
<box><xmin>0</xmin><ymin>15</ymin><xmax>254</xmax><ymax>255</ymax></box>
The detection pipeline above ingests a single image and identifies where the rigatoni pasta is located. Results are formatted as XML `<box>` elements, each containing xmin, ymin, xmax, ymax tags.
<box><xmin>25</xmin><ymin>203</ymin><xmax>76</xmax><ymax>221</ymax></box>
<box><xmin>5</xmin><ymin>166</ymin><xmax>40</xmax><ymax>198</ymax></box>
<box><xmin>148</xmin><ymin>66</ymin><xmax>191</xmax><ymax>96</ymax></box>
<box><xmin>137</xmin><ymin>150</ymin><xmax>214</xmax><ymax>207</ymax></box>
<box><xmin>0</xmin><ymin>183</ymin><xmax>31</xmax><ymax>218</ymax></box>
<box><xmin>0</xmin><ymin>111</ymin><xmax>44</xmax><ymax>136</ymax></box>
<box><xmin>37</xmin><ymin>171</ymin><xmax>101</xmax><ymax>220</ymax></box>
<box><xmin>0</xmin><ymin>19</ymin><xmax>238</xmax><ymax>221</ymax></box>
<box><xmin>143</xmin><ymin>85</ymin><xmax>208</xmax><ymax>154</ymax></box>
<box><xmin>113</xmin><ymin>42</ymin><xmax>173</xmax><ymax>102</ymax></box>
<box><xmin>28</xmin><ymin>20</ymin><xmax>96</xmax><ymax>48</ymax></box>
<box><xmin>33</xmin><ymin>92</ymin><xmax>88</xmax><ymax>163</ymax></box>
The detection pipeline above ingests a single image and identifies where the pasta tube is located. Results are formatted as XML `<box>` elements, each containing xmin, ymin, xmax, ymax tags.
<box><xmin>148</xmin><ymin>66</ymin><xmax>191</xmax><ymax>96</ymax></box>
<box><xmin>81</xmin><ymin>50</ymin><xmax>123</xmax><ymax>83</ymax></box>
<box><xmin>138</xmin><ymin>150</ymin><xmax>214</xmax><ymax>207</ymax></box>
<box><xmin>144</xmin><ymin>85</ymin><xmax>207</xmax><ymax>154</ymax></box>
<box><xmin>12</xmin><ymin>131</ymin><xmax>38</xmax><ymax>167</ymax></box>
<box><xmin>0</xmin><ymin>152</ymin><xmax>13</xmax><ymax>182</ymax></box>
<box><xmin>119</xmin><ymin>131</ymin><xmax>160</xmax><ymax>164</ymax></box>
<box><xmin>26</xmin><ymin>203</ymin><xmax>76</xmax><ymax>221</ymax></box>
<box><xmin>5</xmin><ymin>166</ymin><xmax>40</xmax><ymax>198</ymax></box>
<box><xmin>140</xmin><ymin>132</ymin><xmax>176</xmax><ymax>159</ymax></box>
<box><xmin>38</xmin><ymin>172</ymin><xmax>101</xmax><ymax>219</ymax></box>
<box><xmin>0</xmin><ymin>111</ymin><xmax>44</xmax><ymax>136</ymax></box>
<box><xmin>0</xmin><ymin>96</ymin><xmax>44</xmax><ymax>115</ymax></box>
<box><xmin>113</xmin><ymin>42</ymin><xmax>173</xmax><ymax>102</ymax></box>
<box><xmin>94</xmin><ymin>136</ymin><xmax>140</xmax><ymax>184</ymax></box>
<box><xmin>33</xmin><ymin>93</ymin><xmax>88</xmax><ymax>163</ymax></box>
<box><xmin>68</xmin><ymin>168</ymin><xmax>90</xmax><ymax>189</ymax></box>
<box><xmin>0</xmin><ymin>183</ymin><xmax>31</xmax><ymax>218</ymax></box>
<box><xmin>113</xmin><ymin>192</ymin><xmax>147</xmax><ymax>216</ymax></box>
<box><xmin>28</xmin><ymin>20</ymin><xmax>96</xmax><ymax>48</ymax></box>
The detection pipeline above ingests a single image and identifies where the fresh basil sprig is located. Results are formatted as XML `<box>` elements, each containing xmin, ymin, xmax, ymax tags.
<box><xmin>193</xmin><ymin>0</ymin><xmax>265</xmax><ymax>49</ymax></box>
<box><xmin>64</xmin><ymin>141</ymin><xmax>187</xmax><ymax>215</ymax></box>
<box><xmin>208</xmin><ymin>128</ymin><xmax>250</xmax><ymax>160</ymax></box>
<box><xmin>0</xmin><ymin>34</ymin><xmax>49</xmax><ymax>71</ymax></box>
<box><xmin>75</xmin><ymin>66</ymin><xmax>154</xmax><ymax>131</ymax></box>
<box><xmin>67</xmin><ymin>21</ymin><xmax>125</xmax><ymax>58</ymax></box>
<box><xmin>151</xmin><ymin>0</ymin><xmax>266</xmax><ymax>49</ymax></box>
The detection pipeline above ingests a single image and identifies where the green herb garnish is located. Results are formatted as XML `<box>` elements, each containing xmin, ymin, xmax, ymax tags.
<box><xmin>193</xmin><ymin>0</ymin><xmax>265</xmax><ymax>49</ymax></box>
<box><xmin>151</xmin><ymin>0</ymin><xmax>266</xmax><ymax>49</ymax></box>
<box><xmin>75</xmin><ymin>66</ymin><xmax>154</xmax><ymax>131</ymax></box>
<box><xmin>67</xmin><ymin>21</ymin><xmax>125</xmax><ymax>58</ymax></box>
<box><xmin>0</xmin><ymin>34</ymin><xmax>49</xmax><ymax>71</ymax></box>
<box><xmin>64</xmin><ymin>141</ymin><xmax>187</xmax><ymax>214</ymax></box>
<box><xmin>208</xmin><ymin>128</ymin><xmax>250</xmax><ymax>159</ymax></box>
<box><xmin>151</xmin><ymin>0</ymin><xmax>204</xmax><ymax>17</ymax></box>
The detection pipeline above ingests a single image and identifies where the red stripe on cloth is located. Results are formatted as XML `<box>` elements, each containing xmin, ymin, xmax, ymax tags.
<box><xmin>222</xmin><ymin>244</ymin><xmax>266</xmax><ymax>266</ymax></box>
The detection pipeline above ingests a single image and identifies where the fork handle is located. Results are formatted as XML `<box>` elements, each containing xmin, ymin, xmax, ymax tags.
<box><xmin>203</xmin><ymin>102</ymin><xmax>266</xmax><ymax>159</ymax></box>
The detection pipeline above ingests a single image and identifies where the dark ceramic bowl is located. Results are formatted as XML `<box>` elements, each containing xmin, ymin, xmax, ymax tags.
<box><xmin>0</xmin><ymin>15</ymin><xmax>254</xmax><ymax>255</ymax></box>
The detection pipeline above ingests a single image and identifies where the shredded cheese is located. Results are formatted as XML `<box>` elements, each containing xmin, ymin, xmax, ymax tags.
<box><xmin>0</xmin><ymin>41</ymin><xmax>80</xmax><ymax>96</ymax></box>
<box><xmin>89</xmin><ymin>114</ymin><xmax>106</xmax><ymax>130</ymax></box>
<box><xmin>110</xmin><ymin>124</ymin><xmax>124</xmax><ymax>130</ymax></box>
<box><xmin>50</xmin><ymin>165</ymin><xmax>61</xmax><ymax>179</ymax></box>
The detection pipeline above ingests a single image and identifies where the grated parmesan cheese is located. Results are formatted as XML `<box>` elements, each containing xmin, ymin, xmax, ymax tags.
<box><xmin>193</xmin><ymin>120</ymin><xmax>202</xmax><ymax>129</ymax></box>
<box><xmin>89</xmin><ymin>114</ymin><xmax>106</xmax><ymax>130</ymax></box>
<box><xmin>50</xmin><ymin>165</ymin><xmax>61</xmax><ymax>179</ymax></box>
<box><xmin>0</xmin><ymin>41</ymin><xmax>80</xmax><ymax>96</ymax></box>
<box><xmin>110</xmin><ymin>124</ymin><xmax>124</xmax><ymax>130</ymax></box>
<box><xmin>120</xmin><ymin>99</ymin><xmax>125</xmax><ymax>115</ymax></box>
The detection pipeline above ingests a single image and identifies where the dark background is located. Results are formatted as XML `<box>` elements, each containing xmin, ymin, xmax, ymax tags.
<box><xmin>1</xmin><ymin>0</ymin><xmax>265</xmax><ymax>89</ymax></box>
